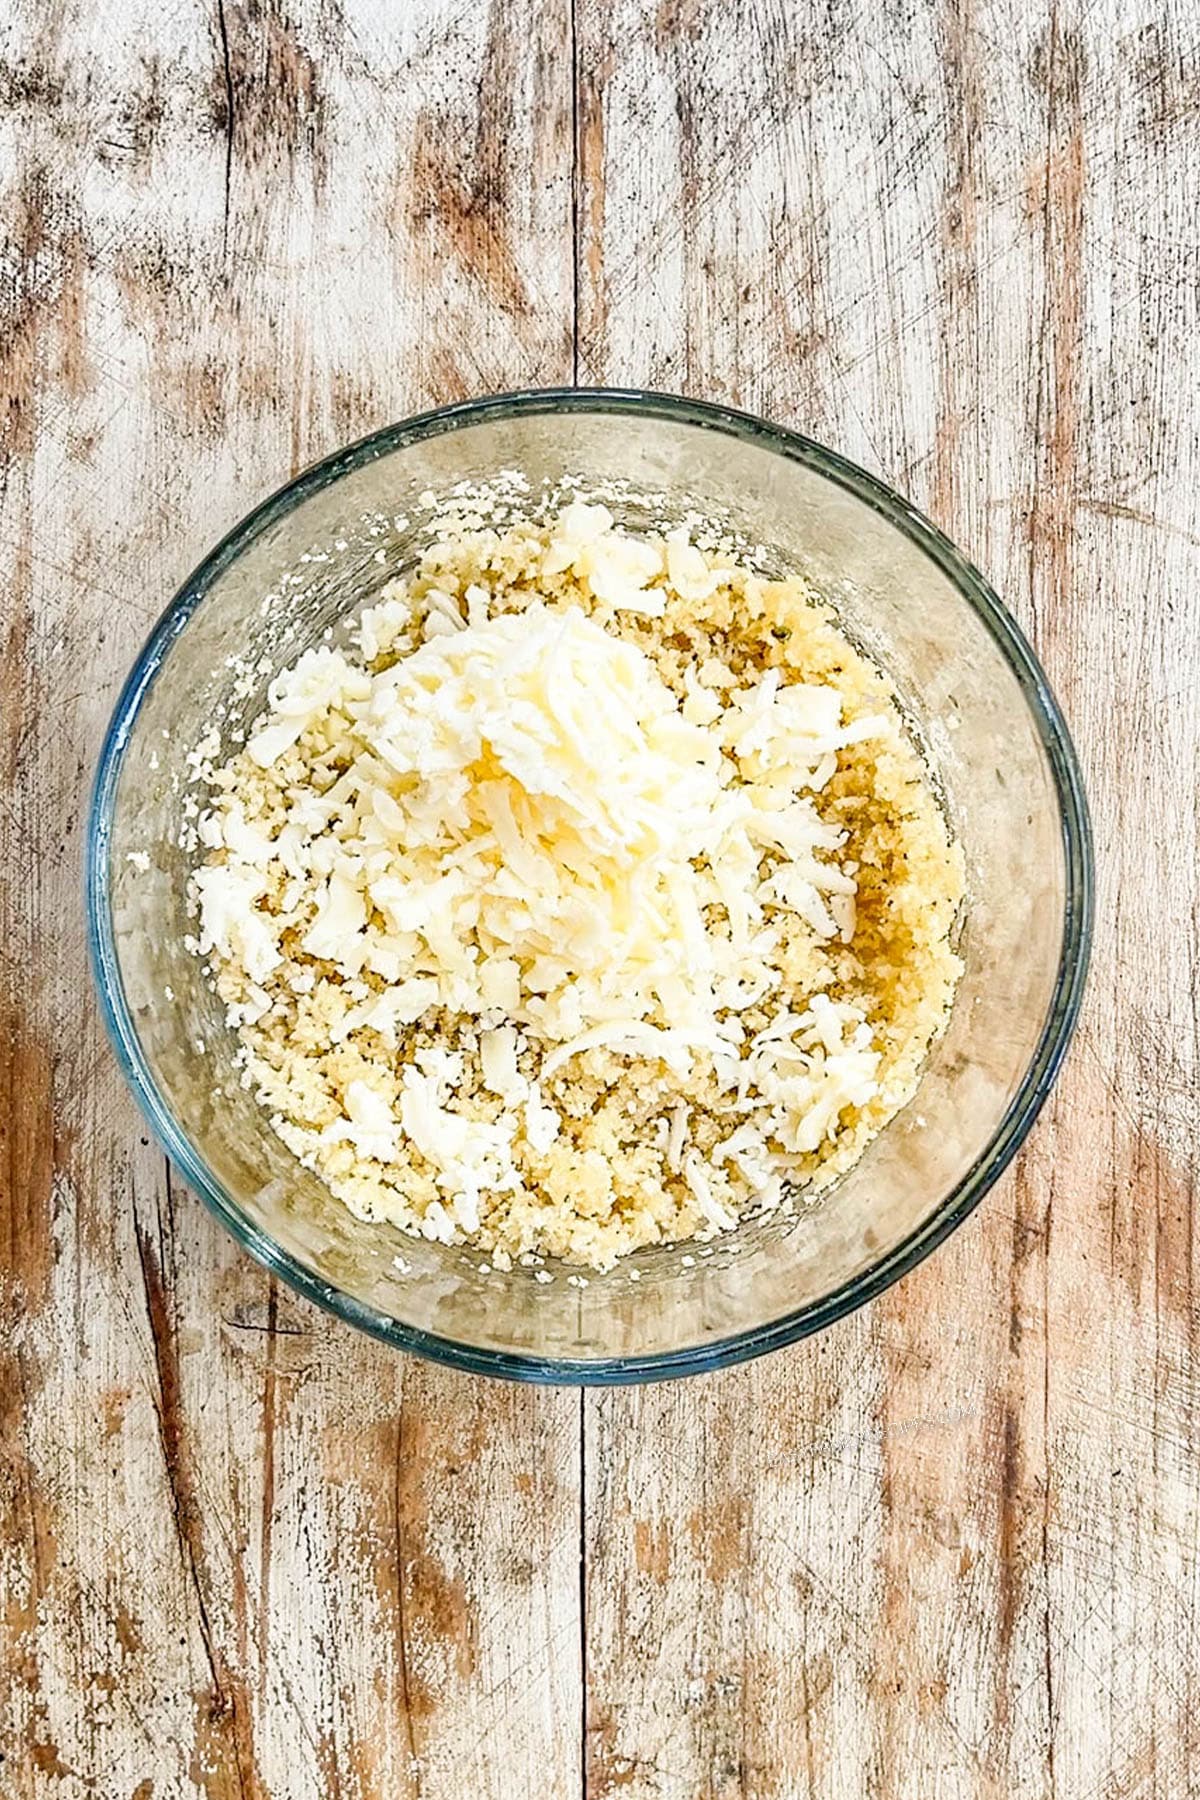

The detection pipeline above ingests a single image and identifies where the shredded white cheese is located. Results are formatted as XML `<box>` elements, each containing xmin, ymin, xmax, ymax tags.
<box><xmin>189</xmin><ymin>503</ymin><xmax>964</xmax><ymax>1265</ymax></box>
<box><xmin>194</xmin><ymin>587</ymin><xmax>886</xmax><ymax>1211</ymax></box>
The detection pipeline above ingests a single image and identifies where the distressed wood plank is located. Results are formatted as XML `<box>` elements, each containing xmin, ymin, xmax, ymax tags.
<box><xmin>1</xmin><ymin>3</ymin><xmax>579</xmax><ymax>1796</ymax></box>
<box><xmin>5</xmin><ymin>1</ymin><xmax>1200</xmax><ymax>1795</ymax></box>
<box><xmin>578</xmin><ymin>1</ymin><xmax>1200</xmax><ymax>1796</ymax></box>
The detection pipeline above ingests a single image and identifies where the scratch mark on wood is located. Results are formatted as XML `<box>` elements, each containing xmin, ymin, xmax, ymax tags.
<box><xmin>134</xmin><ymin>1188</ymin><xmax>263</xmax><ymax>1800</ymax></box>
<box><xmin>215</xmin><ymin>0</ymin><xmax>236</xmax><ymax>252</ymax></box>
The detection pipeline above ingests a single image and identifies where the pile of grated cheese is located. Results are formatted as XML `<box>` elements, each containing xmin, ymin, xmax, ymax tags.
<box><xmin>189</xmin><ymin>502</ymin><xmax>963</xmax><ymax>1269</ymax></box>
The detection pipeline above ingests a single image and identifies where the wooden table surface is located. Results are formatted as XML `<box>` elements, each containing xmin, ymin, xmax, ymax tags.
<box><xmin>3</xmin><ymin>2</ymin><xmax>1198</xmax><ymax>1795</ymax></box>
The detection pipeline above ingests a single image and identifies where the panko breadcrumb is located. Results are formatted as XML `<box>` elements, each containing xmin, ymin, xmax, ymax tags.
<box><xmin>189</xmin><ymin>503</ymin><xmax>964</xmax><ymax>1269</ymax></box>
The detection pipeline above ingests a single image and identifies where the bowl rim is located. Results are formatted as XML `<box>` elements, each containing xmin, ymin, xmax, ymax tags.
<box><xmin>86</xmin><ymin>386</ymin><xmax>1093</xmax><ymax>1384</ymax></box>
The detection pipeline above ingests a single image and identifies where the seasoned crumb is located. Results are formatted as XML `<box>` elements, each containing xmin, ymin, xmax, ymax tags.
<box><xmin>189</xmin><ymin>505</ymin><xmax>963</xmax><ymax>1269</ymax></box>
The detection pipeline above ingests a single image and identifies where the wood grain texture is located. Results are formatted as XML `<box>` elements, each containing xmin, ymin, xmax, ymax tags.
<box><xmin>577</xmin><ymin>1</ymin><xmax>1200</xmax><ymax>1796</ymax></box>
<box><xmin>1</xmin><ymin>4</ymin><xmax>580</xmax><ymax>1797</ymax></box>
<box><xmin>2</xmin><ymin>0</ymin><xmax>1198</xmax><ymax>1796</ymax></box>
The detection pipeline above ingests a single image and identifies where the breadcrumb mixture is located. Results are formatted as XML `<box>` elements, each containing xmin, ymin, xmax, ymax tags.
<box><xmin>189</xmin><ymin>504</ymin><xmax>964</xmax><ymax>1270</ymax></box>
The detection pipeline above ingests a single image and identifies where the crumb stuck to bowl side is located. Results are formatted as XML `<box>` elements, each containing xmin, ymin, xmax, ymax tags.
<box><xmin>185</xmin><ymin>499</ymin><xmax>964</xmax><ymax>1270</ymax></box>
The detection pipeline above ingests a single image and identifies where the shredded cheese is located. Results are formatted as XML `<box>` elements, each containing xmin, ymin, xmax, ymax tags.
<box><xmin>189</xmin><ymin>502</ymin><xmax>964</xmax><ymax>1266</ymax></box>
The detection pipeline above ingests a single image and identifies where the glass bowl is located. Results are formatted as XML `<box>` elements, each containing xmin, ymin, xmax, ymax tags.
<box><xmin>86</xmin><ymin>390</ymin><xmax>1092</xmax><ymax>1383</ymax></box>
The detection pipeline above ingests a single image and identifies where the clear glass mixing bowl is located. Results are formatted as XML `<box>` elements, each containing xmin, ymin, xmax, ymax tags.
<box><xmin>86</xmin><ymin>391</ymin><xmax>1092</xmax><ymax>1382</ymax></box>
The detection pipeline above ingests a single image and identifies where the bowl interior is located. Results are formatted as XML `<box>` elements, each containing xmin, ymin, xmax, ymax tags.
<box><xmin>90</xmin><ymin>395</ymin><xmax>1088</xmax><ymax>1377</ymax></box>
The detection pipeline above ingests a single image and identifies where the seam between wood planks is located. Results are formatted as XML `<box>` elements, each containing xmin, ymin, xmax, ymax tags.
<box><xmin>570</xmin><ymin>1</ymin><xmax>589</xmax><ymax>1791</ymax></box>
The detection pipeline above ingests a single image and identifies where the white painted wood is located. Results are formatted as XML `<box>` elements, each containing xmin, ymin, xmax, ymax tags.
<box><xmin>3</xmin><ymin>0</ymin><xmax>1198</xmax><ymax>1793</ymax></box>
<box><xmin>578</xmin><ymin>1</ymin><xmax>1200</xmax><ymax>1795</ymax></box>
<box><xmin>0</xmin><ymin>4</ymin><xmax>580</xmax><ymax>1796</ymax></box>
